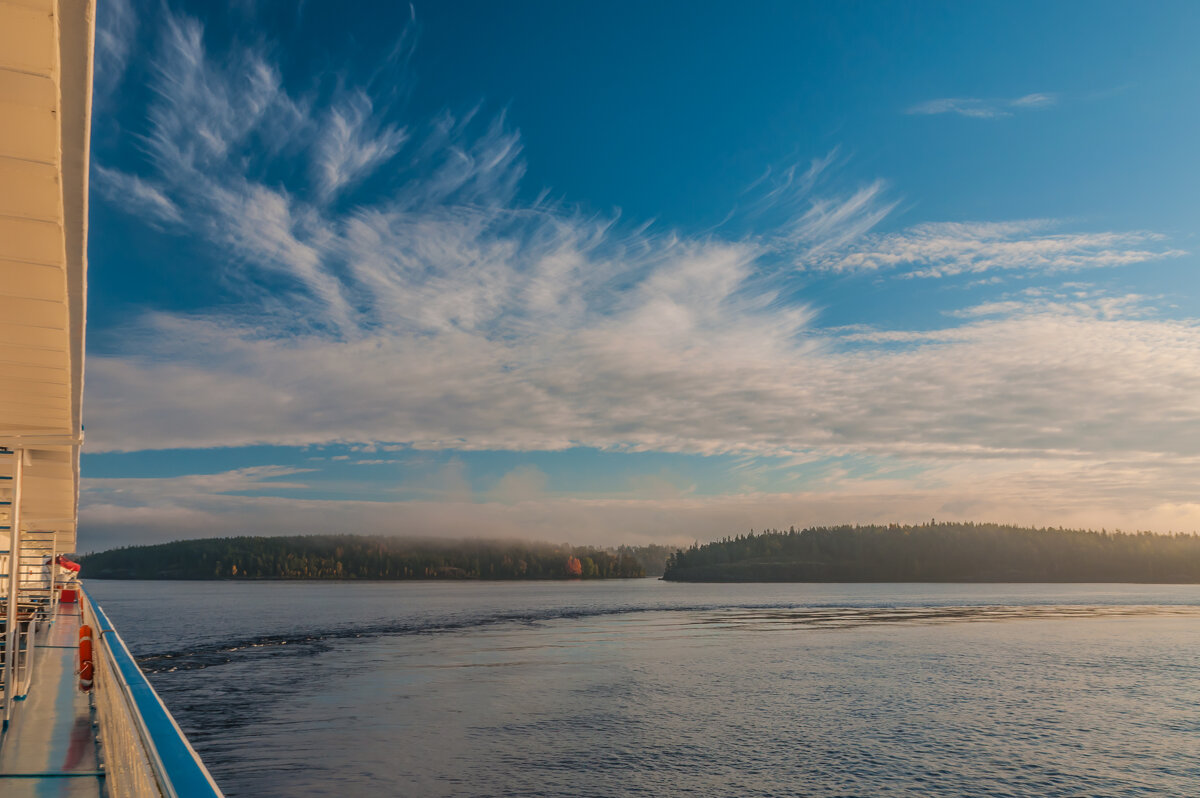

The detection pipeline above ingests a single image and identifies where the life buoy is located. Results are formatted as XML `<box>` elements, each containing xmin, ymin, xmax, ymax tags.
<box><xmin>78</xmin><ymin>625</ymin><xmax>94</xmax><ymax>691</ymax></box>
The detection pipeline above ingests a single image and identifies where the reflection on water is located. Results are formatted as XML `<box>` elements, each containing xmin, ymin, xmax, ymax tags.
<box><xmin>86</xmin><ymin>580</ymin><xmax>1200</xmax><ymax>797</ymax></box>
<box><xmin>694</xmin><ymin>602</ymin><xmax>1200</xmax><ymax>629</ymax></box>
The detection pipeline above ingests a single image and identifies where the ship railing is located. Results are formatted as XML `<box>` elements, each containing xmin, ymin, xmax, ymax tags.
<box><xmin>0</xmin><ymin>598</ymin><xmax>45</xmax><ymax>707</ymax></box>
<box><xmin>83</xmin><ymin>591</ymin><xmax>225</xmax><ymax>798</ymax></box>
<box><xmin>18</xmin><ymin>606</ymin><xmax>36</xmax><ymax>696</ymax></box>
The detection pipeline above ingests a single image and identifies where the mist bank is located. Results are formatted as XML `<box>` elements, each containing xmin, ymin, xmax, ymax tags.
<box><xmin>663</xmin><ymin>522</ymin><xmax>1200</xmax><ymax>583</ymax></box>
<box><xmin>78</xmin><ymin>535</ymin><xmax>674</xmax><ymax>580</ymax></box>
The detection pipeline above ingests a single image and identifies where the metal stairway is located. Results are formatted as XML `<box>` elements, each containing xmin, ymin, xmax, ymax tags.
<box><xmin>0</xmin><ymin>450</ymin><xmax>60</xmax><ymax>709</ymax></box>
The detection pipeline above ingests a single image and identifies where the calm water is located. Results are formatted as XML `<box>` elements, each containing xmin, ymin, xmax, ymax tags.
<box><xmin>83</xmin><ymin>579</ymin><xmax>1200</xmax><ymax>797</ymax></box>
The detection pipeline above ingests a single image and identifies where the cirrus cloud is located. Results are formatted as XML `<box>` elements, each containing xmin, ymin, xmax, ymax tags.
<box><xmin>813</xmin><ymin>220</ymin><xmax>1185</xmax><ymax>277</ymax></box>
<box><xmin>907</xmin><ymin>92</ymin><xmax>1059</xmax><ymax>119</ymax></box>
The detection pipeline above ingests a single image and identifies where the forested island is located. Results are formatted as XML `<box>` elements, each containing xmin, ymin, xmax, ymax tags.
<box><xmin>79</xmin><ymin>524</ymin><xmax>1200</xmax><ymax>583</ymax></box>
<box><xmin>662</xmin><ymin>522</ymin><xmax>1200</xmax><ymax>582</ymax></box>
<box><xmin>77</xmin><ymin>535</ymin><xmax>674</xmax><ymax>580</ymax></box>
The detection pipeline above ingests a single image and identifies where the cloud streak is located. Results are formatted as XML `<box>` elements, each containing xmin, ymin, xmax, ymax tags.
<box><xmin>815</xmin><ymin>220</ymin><xmax>1184</xmax><ymax>277</ymax></box>
<box><xmin>907</xmin><ymin>92</ymin><xmax>1058</xmax><ymax>118</ymax></box>
<box><xmin>94</xmin><ymin>0</ymin><xmax>136</xmax><ymax>105</ymax></box>
<box><xmin>312</xmin><ymin>92</ymin><xmax>409</xmax><ymax>202</ymax></box>
<box><xmin>93</xmin><ymin>165</ymin><xmax>182</xmax><ymax>225</ymax></box>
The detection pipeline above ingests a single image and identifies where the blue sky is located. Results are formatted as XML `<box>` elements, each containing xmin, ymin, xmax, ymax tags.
<box><xmin>79</xmin><ymin>0</ymin><xmax>1200</xmax><ymax>550</ymax></box>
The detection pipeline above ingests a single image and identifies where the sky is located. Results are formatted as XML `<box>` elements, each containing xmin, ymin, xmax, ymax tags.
<box><xmin>80</xmin><ymin>0</ymin><xmax>1200</xmax><ymax>552</ymax></box>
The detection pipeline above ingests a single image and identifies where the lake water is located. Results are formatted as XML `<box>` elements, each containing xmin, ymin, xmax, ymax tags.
<box><xmin>83</xmin><ymin>579</ymin><xmax>1200</xmax><ymax>797</ymax></box>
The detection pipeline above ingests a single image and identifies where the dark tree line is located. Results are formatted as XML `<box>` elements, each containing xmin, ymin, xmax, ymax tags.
<box><xmin>662</xmin><ymin>522</ymin><xmax>1200</xmax><ymax>583</ymax></box>
<box><xmin>78</xmin><ymin>536</ymin><xmax>669</xmax><ymax>580</ymax></box>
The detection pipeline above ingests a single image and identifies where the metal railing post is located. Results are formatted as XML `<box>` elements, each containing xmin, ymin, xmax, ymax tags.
<box><xmin>20</xmin><ymin>611</ymin><xmax>35</xmax><ymax>695</ymax></box>
<box><xmin>3</xmin><ymin>447</ymin><xmax>23</xmax><ymax>726</ymax></box>
<box><xmin>50</xmin><ymin>543</ymin><xmax>58</xmax><ymax>615</ymax></box>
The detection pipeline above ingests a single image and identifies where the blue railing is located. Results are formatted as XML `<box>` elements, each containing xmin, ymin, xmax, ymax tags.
<box><xmin>88</xmin><ymin>596</ymin><xmax>224</xmax><ymax>798</ymax></box>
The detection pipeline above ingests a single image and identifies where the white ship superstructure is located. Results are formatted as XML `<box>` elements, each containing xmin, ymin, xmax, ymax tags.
<box><xmin>0</xmin><ymin>1</ymin><xmax>223</xmax><ymax>794</ymax></box>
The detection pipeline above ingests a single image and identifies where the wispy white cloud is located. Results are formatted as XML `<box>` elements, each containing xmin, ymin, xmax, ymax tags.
<box><xmin>84</xmin><ymin>466</ymin><xmax>313</xmax><ymax>506</ymax></box>
<box><xmin>92</xmin><ymin>165</ymin><xmax>182</xmax><ymax>225</ymax></box>
<box><xmin>946</xmin><ymin>287</ymin><xmax>1159</xmax><ymax>320</ymax></box>
<box><xmin>816</xmin><ymin>220</ymin><xmax>1185</xmax><ymax>277</ymax></box>
<box><xmin>312</xmin><ymin>91</ymin><xmax>409</xmax><ymax>202</ymax></box>
<box><xmin>94</xmin><ymin>0</ymin><xmax>136</xmax><ymax>105</ymax></box>
<box><xmin>733</xmin><ymin>149</ymin><xmax>899</xmax><ymax>257</ymax></box>
<box><xmin>780</xmin><ymin>180</ymin><xmax>898</xmax><ymax>258</ymax></box>
<box><xmin>1009</xmin><ymin>92</ymin><xmax>1057</xmax><ymax>108</ymax></box>
<box><xmin>146</xmin><ymin>15</ymin><xmax>307</xmax><ymax>171</ymax></box>
<box><xmin>907</xmin><ymin>92</ymin><xmax>1059</xmax><ymax>118</ymax></box>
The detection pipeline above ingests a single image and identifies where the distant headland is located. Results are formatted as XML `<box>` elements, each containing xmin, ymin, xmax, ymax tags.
<box><xmin>661</xmin><ymin>522</ymin><xmax>1200</xmax><ymax>583</ymax></box>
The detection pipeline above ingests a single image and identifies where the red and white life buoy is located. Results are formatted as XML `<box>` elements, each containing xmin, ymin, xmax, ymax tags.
<box><xmin>78</xmin><ymin>625</ymin><xmax>94</xmax><ymax>691</ymax></box>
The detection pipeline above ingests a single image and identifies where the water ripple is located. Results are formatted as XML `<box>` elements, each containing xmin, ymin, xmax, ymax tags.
<box><xmin>136</xmin><ymin>602</ymin><xmax>1200</xmax><ymax>673</ymax></box>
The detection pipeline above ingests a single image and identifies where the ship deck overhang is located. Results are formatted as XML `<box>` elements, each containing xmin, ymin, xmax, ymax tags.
<box><xmin>0</xmin><ymin>0</ymin><xmax>94</xmax><ymax>551</ymax></box>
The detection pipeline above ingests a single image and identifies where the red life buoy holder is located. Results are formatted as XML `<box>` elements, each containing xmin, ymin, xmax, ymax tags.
<box><xmin>56</xmin><ymin>555</ymin><xmax>81</xmax><ymax>573</ymax></box>
<box><xmin>78</xmin><ymin>625</ymin><xmax>94</xmax><ymax>692</ymax></box>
